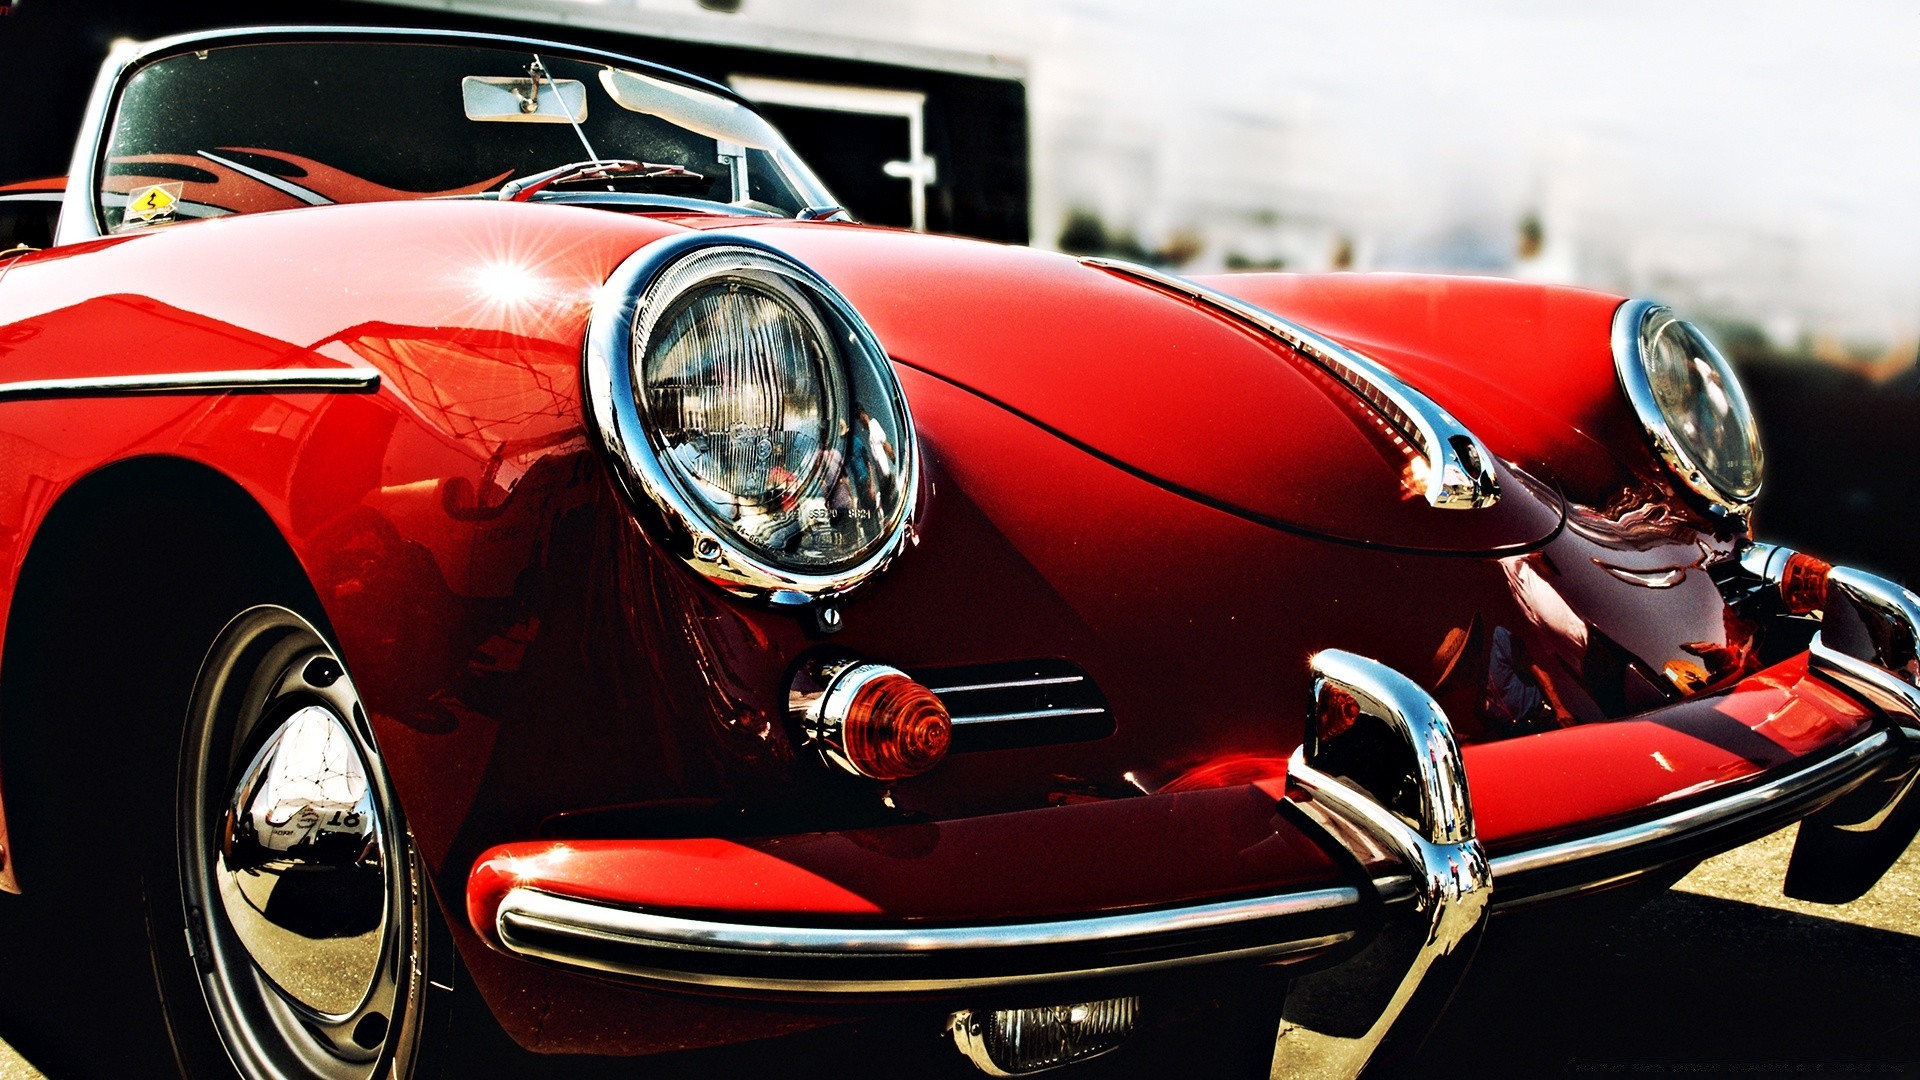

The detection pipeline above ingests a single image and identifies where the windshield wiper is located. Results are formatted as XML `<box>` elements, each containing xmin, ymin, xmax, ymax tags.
<box><xmin>498</xmin><ymin>159</ymin><xmax>706</xmax><ymax>202</ymax></box>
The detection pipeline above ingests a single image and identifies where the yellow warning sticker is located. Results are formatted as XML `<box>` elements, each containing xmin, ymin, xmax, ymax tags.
<box><xmin>122</xmin><ymin>182</ymin><xmax>183</xmax><ymax>226</ymax></box>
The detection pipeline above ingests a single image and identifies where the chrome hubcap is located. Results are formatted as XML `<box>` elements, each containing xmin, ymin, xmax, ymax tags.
<box><xmin>219</xmin><ymin>703</ymin><xmax>387</xmax><ymax>1017</ymax></box>
<box><xmin>180</xmin><ymin>607</ymin><xmax>421</xmax><ymax>1080</ymax></box>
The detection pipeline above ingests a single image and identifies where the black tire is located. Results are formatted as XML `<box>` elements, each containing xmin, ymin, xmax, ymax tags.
<box><xmin>0</xmin><ymin>482</ymin><xmax>442</xmax><ymax>1079</ymax></box>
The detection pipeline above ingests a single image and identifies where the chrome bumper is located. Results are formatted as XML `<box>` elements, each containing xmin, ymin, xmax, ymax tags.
<box><xmin>487</xmin><ymin>559</ymin><xmax>1920</xmax><ymax>1078</ymax></box>
<box><xmin>494</xmin><ymin>883</ymin><xmax>1365</xmax><ymax>995</ymax></box>
<box><xmin>1489</xmin><ymin>728</ymin><xmax>1905</xmax><ymax>909</ymax></box>
<box><xmin>490</xmin><ymin>647</ymin><xmax>1493</xmax><ymax>1078</ymax></box>
<box><xmin>1270</xmin><ymin>650</ymin><xmax>1491</xmax><ymax>1078</ymax></box>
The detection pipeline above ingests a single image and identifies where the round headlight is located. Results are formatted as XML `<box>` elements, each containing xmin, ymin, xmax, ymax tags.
<box><xmin>1612</xmin><ymin>299</ymin><xmax>1763</xmax><ymax>507</ymax></box>
<box><xmin>586</xmin><ymin>240</ymin><xmax>918</xmax><ymax>602</ymax></box>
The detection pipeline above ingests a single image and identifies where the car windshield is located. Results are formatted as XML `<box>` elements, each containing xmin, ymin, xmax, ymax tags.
<box><xmin>95</xmin><ymin>39</ymin><xmax>835</xmax><ymax>232</ymax></box>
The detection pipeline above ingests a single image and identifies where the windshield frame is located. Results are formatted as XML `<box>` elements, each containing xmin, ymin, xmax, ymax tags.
<box><xmin>56</xmin><ymin>24</ymin><xmax>808</xmax><ymax>246</ymax></box>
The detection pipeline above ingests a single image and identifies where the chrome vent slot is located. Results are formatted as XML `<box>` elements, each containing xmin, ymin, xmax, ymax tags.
<box><xmin>909</xmin><ymin>659</ymin><xmax>1115</xmax><ymax>752</ymax></box>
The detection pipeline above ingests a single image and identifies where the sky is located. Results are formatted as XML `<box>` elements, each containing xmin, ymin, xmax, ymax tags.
<box><xmin>504</xmin><ymin>0</ymin><xmax>1920</xmax><ymax>353</ymax></box>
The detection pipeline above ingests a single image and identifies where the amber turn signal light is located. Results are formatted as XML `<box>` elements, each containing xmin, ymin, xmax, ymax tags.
<box><xmin>792</xmin><ymin>660</ymin><xmax>951</xmax><ymax>781</ymax></box>
<box><xmin>1779</xmin><ymin>551</ymin><xmax>1832</xmax><ymax>616</ymax></box>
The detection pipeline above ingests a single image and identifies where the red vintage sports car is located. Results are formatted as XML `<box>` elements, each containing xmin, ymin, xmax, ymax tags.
<box><xmin>0</xmin><ymin>23</ymin><xmax>1913</xmax><ymax>1080</ymax></box>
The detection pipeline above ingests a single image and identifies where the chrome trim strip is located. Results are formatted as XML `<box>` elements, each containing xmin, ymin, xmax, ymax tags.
<box><xmin>1272</xmin><ymin>649</ymin><xmax>1491</xmax><ymax>1079</ymax></box>
<box><xmin>949</xmin><ymin>707</ymin><xmax>1108</xmax><ymax>727</ymax></box>
<box><xmin>0</xmin><ymin>368</ymin><xmax>380</xmax><ymax>402</ymax></box>
<box><xmin>507</xmin><ymin>885</ymin><xmax>1356</xmax><ymax>955</ymax></box>
<box><xmin>494</xmin><ymin>884</ymin><xmax>1359</xmax><ymax>993</ymax></box>
<box><xmin>1489</xmin><ymin>729</ymin><xmax>1898</xmax><ymax>906</ymax></box>
<box><xmin>0</xmin><ymin>192</ymin><xmax>63</xmax><ymax>203</ymax></box>
<box><xmin>929</xmin><ymin>675</ymin><xmax>1086</xmax><ymax>695</ymax></box>
<box><xmin>1083</xmin><ymin>258</ymin><xmax>1500</xmax><ymax>510</ymax></box>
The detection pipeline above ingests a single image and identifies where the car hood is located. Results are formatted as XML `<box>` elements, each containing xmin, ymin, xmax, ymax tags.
<box><xmin>735</xmin><ymin>223</ymin><xmax>1564</xmax><ymax>555</ymax></box>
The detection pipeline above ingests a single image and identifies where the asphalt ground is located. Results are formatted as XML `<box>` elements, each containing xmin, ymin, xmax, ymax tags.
<box><xmin>2</xmin><ymin>827</ymin><xmax>1914</xmax><ymax>1077</ymax></box>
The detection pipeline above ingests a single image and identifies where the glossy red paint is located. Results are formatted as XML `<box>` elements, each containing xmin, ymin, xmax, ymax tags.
<box><xmin>742</xmin><ymin>223</ymin><xmax>1565</xmax><ymax>554</ymax></box>
<box><xmin>0</xmin><ymin>200</ymin><xmax>674</xmax><ymax>886</ymax></box>
<box><xmin>0</xmin><ymin>194</ymin><xmax>1888</xmax><ymax>1056</ymax></box>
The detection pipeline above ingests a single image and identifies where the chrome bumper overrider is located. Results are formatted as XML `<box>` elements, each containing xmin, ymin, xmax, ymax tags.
<box><xmin>1811</xmin><ymin>565</ymin><xmax>1920</xmax><ymax>735</ymax></box>
<box><xmin>1271</xmin><ymin>650</ymin><xmax>1491</xmax><ymax>1079</ymax></box>
<box><xmin>1793</xmin><ymin>562</ymin><xmax>1920</xmax><ymax>900</ymax></box>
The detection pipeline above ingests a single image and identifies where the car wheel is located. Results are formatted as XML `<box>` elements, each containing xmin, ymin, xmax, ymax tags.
<box><xmin>171</xmin><ymin>604</ymin><xmax>429</xmax><ymax>1080</ymax></box>
<box><xmin>0</xmin><ymin>480</ymin><xmax>471</xmax><ymax>1079</ymax></box>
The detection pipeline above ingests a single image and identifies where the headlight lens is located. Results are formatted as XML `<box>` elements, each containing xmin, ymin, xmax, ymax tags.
<box><xmin>1613</xmin><ymin>300</ymin><xmax>1763</xmax><ymax>507</ymax></box>
<box><xmin>588</xmin><ymin>241</ymin><xmax>918</xmax><ymax>601</ymax></box>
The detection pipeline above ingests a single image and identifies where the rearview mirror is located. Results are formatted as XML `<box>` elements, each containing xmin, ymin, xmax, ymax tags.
<box><xmin>462</xmin><ymin>75</ymin><xmax>589</xmax><ymax>123</ymax></box>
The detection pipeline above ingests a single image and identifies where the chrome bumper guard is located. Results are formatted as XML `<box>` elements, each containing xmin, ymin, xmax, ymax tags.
<box><xmin>1793</xmin><ymin>563</ymin><xmax>1920</xmax><ymax>900</ymax></box>
<box><xmin>1270</xmin><ymin>650</ymin><xmax>1491</xmax><ymax>1079</ymax></box>
<box><xmin>1263</xmin><ymin>562</ymin><xmax>1920</xmax><ymax>1072</ymax></box>
<box><xmin>1810</xmin><ymin>565</ymin><xmax>1920</xmax><ymax>737</ymax></box>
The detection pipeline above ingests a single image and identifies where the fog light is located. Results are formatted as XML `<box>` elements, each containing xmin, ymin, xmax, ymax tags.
<box><xmin>791</xmin><ymin>660</ymin><xmax>950</xmax><ymax>781</ymax></box>
<box><xmin>947</xmin><ymin>996</ymin><xmax>1139</xmax><ymax>1075</ymax></box>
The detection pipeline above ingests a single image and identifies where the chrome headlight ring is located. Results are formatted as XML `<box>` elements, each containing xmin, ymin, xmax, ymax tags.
<box><xmin>585</xmin><ymin>233</ymin><xmax>920</xmax><ymax>605</ymax></box>
<box><xmin>1611</xmin><ymin>298</ymin><xmax>1764</xmax><ymax>511</ymax></box>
